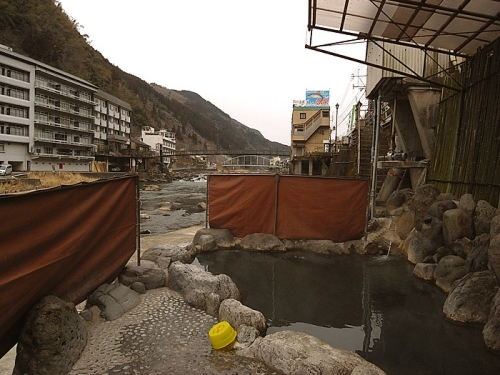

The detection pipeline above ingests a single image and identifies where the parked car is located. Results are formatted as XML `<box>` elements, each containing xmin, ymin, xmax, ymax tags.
<box><xmin>0</xmin><ymin>164</ymin><xmax>12</xmax><ymax>176</ymax></box>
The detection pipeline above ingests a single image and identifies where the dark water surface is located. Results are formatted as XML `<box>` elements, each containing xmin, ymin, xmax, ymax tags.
<box><xmin>141</xmin><ymin>179</ymin><xmax>500</xmax><ymax>374</ymax></box>
<box><xmin>197</xmin><ymin>250</ymin><xmax>500</xmax><ymax>375</ymax></box>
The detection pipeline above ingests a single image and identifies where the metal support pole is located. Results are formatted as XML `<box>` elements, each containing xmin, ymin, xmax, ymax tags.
<box><xmin>273</xmin><ymin>174</ymin><xmax>280</xmax><ymax>236</ymax></box>
<box><xmin>335</xmin><ymin>103</ymin><xmax>339</xmax><ymax>152</ymax></box>
<box><xmin>136</xmin><ymin>174</ymin><xmax>141</xmax><ymax>266</ymax></box>
<box><xmin>369</xmin><ymin>92</ymin><xmax>382</xmax><ymax>219</ymax></box>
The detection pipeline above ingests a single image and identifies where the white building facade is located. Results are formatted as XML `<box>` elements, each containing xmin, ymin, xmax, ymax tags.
<box><xmin>0</xmin><ymin>44</ymin><xmax>133</xmax><ymax>172</ymax></box>
<box><xmin>141</xmin><ymin>126</ymin><xmax>175</xmax><ymax>167</ymax></box>
<box><xmin>94</xmin><ymin>90</ymin><xmax>132</xmax><ymax>172</ymax></box>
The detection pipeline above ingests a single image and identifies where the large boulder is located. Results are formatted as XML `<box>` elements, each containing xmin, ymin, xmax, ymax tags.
<box><xmin>410</xmin><ymin>184</ymin><xmax>441</xmax><ymax>231</ymax></box>
<box><xmin>219</xmin><ymin>298</ymin><xmax>267</xmax><ymax>335</ymax></box>
<box><xmin>413</xmin><ymin>263</ymin><xmax>437</xmax><ymax>282</ymax></box>
<box><xmin>142</xmin><ymin>244</ymin><xmax>196</xmax><ymax>267</ymax></box>
<box><xmin>428</xmin><ymin>200</ymin><xmax>457</xmax><ymax>220</ymax></box>
<box><xmin>443</xmin><ymin>271</ymin><xmax>498</xmax><ymax>324</ymax></box>
<box><xmin>193</xmin><ymin>228</ymin><xmax>235</xmax><ymax>248</ymax></box>
<box><xmin>86</xmin><ymin>283</ymin><xmax>140</xmax><ymax>321</ymax></box>
<box><xmin>488</xmin><ymin>234</ymin><xmax>500</xmax><ymax>285</ymax></box>
<box><xmin>474</xmin><ymin>200</ymin><xmax>500</xmax><ymax>236</ymax></box>
<box><xmin>119</xmin><ymin>260</ymin><xmax>166</xmax><ymax>290</ymax></box>
<box><xmin>420</xmin><ymin>217</ymin><xmax>444</xmax><ymax>257</ymax></box>
<box><xmin>13</xmin><ymin>296</ymin><xmax>87</xmax><ymax>375</ymax></box>
<box><xmin>300</xmin><ymin>239</ymin><xmax>349</xmax><ymax>255</ymax></box>
<box><xmin>405</xmin><ymin>230</ymin><xmax>424</xmax><ymax>264</ymax></box>
<box><xmin>395</xmin><ymin>210</ymin><xmax>415</xmax><ymax>240</ymax></box>
<box><xmin>483</xmin><ymin>289</ymin><xmax>500</xmax><ymax>354</ymax></box>
<box><xmin>442</xmin><ymin>208</ymin><xmax>473</xmax><ymax>245</ymax></box>
<box><xmin>195</xmin><ymin>234</ymin><xmax>217</xmax><ymax>252</ymax></box>
<box><xmin>490</xmin><ymin>215</ymin><xmax>500</xmax><ymax>238</ymax></box>
<box><xmin>168</xmin><ymin>261</ymin><xmax>240</xmax><ymax>311</ymax></box>
<box><xmin>435</xmin><ymin>255</ymin><xmax>467</xmax><ymax>293</ymax></box>
<box><xmin>466</xmin><ymin>233</ymin><xmax>490</xmax><ymax>273</ymax></box>
<box><xmin>458</xmin><ymin>193</ymin><xmax>476</xmax><ymax>217</ymax></box>
<box><xmin>386</xmin><ymin>188</ymin><xmax>414</xmax><ymax>212</ymax></box>
<box><xmin>240</xmin><ymin>233</ymin><xmax>285</xmax><ymax>251</ymax></box>
<box><xmin>237</xmin><ymin>330</ymin><xmax>386</xmax><ymax>375</ymax></box>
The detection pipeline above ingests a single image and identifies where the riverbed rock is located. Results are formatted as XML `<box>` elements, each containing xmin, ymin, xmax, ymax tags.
<box><xmin>219</xmin><ymin>298</ymin><xmax>267</xmax><ymax>335</ymax></box>
<box><xmin>168</xmin><ymin>261</ymin><xmax>240</xmax><ymax>311</ymax></box>
<box><xmin>435</xmin><ymin>255</ymin><xmax>467</xmax><ymax>293</ymax></box>
<box><xmin>119</xmin><ymin>260</ymin><xmax>166</xmax><ymax>290</ymax></box>
<box><xmin>237</xmin><ymin>330</ymin><xmax>386</xmax><ymax>375</ymax></box>
<box><xmin>13</xmin><ymin>295</ymin><xmax>87</xmax><ymax>375</ymax></box>
<box><xmin>411</xmin><ymin>184</ymin><xmax>441</xmax><ymax>231</ymax></box>
<box><xmin>159</xmin><ymin>201</ymin><xmax>181</xmax><ymax>211</ymax></box>
<box><xmin>240</xmin><ymin>233</ymin><xmax>285</xmax><ymax>252</ymax></box>
<box><xmin>483</xmin><ymin>289</ymin><xmax>500</xmax><ymax>354</ymax></box>
<box><xmin>413</xmin><ymin>263</ymin><xmax>437</xmax><ymax>281</ymax></box>
<box><xmin>193</xmin><ymin>228</ymin><xmax>235</xmax><ymax>248</ymax></box>
<box><xmin>448</xmin><ymin>237</ymin><xmax>472</xmax><ymax>258</ymax></box>
<box><xmin>142</xmin><ymin>244</ymin><xmax>196</xmax><ymax>266</ymax></box>
<box><xmin>443</xmin><ymin>270</ymin><xmax>498</xmax><ymax>325</ymax></box>
<box><xmin>474</xmin><ymin>200</ymin><xmax>500</xmax><ymax>236</ymax></box>
<box><xmin>197</xmin><ymin>202</ymin><xmax>207</xmax><ymax>210</ymax></box>
<box><xmin>300</xmin><ymin>239</ymin><xmax>349</xmax><ymax>255</ymax></box>
<box><xmin>442</xmin><ymin>208</ymin><xmax>473</xmax><ymax>245</ymax></box>
<box><xmin>488</xmin><ymin>234</ymin><xmax>500</xmax><ymax>285</ymax></box>
<box><xmin>142</xmin><ymin>184</ymin><xmax>160</xmax><ymax>191</ymax></box>
<box><xmin>86</xmin><ymin>283</ymin><xmax>140</xmax><ymax>321</ymax></box>
<box><xmin>466</xmin><ymin>233</ymin><xmax>490</xmax><ymax>273</ymax></box>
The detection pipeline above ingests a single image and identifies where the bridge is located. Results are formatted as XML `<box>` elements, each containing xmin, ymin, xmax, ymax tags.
<box><xmin>222</xmin><ymin>155</ymin><xmax>287</xmax><ymax>169</ymax></box>
<box><xmin>167</xmin><ymin>149</ymin><xmax>290</xmax><ymax>157</ymax></box>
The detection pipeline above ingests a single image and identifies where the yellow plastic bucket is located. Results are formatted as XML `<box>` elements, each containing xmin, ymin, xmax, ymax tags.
<box><xmin>209</xmin><ymin>321</ymin><xmax>237</xmax><ymax>349</ymax></box>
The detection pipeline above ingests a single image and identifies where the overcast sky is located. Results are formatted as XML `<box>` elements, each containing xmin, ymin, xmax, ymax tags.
<box><xmin>58</xmin><ymin>0</ymin><xmax>366</xmax><ymax>145</ymax></box>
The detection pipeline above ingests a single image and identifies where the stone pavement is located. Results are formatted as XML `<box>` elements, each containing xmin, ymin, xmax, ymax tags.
<box><xmin>69</xmin><ymin>288</ymin><xmax>279</xmax><ymax>375</ymax></box>
<box><xmin>1</xmin><ymin>226</ymin><xmax>281</xmax><ymax>375</ymax></box>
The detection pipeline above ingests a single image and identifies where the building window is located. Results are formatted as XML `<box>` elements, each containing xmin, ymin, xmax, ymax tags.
<box><xmin>300</xmin><ymin>113</ymin><xmax>306</xmax><ymax>119</ymax></box>
<box><xmin>0</xmin><ymin>143</ymin><xmax>4</xmax><ymax>152</ymax></box>
<box><xmin>322</xmin><ymin>110</ymin><xmax>330</xmax><ymax>117</ymax></box>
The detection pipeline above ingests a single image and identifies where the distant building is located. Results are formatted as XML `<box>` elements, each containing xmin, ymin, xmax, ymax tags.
<box><xmin>0</xmin><ymin>44</ymin><xmax>134</xmax><ymax>173</ymax></box>
<box><xmin>93</xmin><ymin>90</ymin><xmax>132</xmax><ymax>172</ymax></box>
<box><xmin>1</xmin><ymin>44</ymin><xmax>98</xmax><ymax>172</ymax></box>
<box><xmin>141</xmin><ymin>126</ymin><xmax>176</xmax><ymax>168</ymax></box>
<box><xmin>290</xmin><ymin>90</ymin><xmax>332</xmax><ymax>175</ymax></box>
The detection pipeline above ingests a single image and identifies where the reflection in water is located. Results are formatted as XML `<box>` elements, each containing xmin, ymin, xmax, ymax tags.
<box><xmin>197</xmin><ymin>250</ymin><xmax>500</xmax><ymax>375</ymax></box>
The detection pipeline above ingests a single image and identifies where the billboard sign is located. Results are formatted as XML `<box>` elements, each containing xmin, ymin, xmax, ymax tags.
<box><xmin>306</xmin><ymin>90</ymin><xmax>329</xmax><ymax>106</ymax></box>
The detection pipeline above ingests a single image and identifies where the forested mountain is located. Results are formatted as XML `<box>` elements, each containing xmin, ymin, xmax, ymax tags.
<box><xmin>0</xmin><ymin>0</ymin><xmax>288</xmax><ymax>151</ymax></box>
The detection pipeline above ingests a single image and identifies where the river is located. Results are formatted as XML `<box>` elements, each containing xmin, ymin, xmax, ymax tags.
<box><xmin>140</xmin><ymin>178</ymin><xmax>500</xmax><ymax>375</ymax></box>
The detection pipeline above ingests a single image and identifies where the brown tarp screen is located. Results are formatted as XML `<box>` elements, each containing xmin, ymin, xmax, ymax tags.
<box><xmin>208</xmin><ymin>174</ymin><xmax>368</xmax><ymax>242</ymax></box>
<box><xmin>0</xmin><ymin>176</ymin><xmax>137</xmax><ymax>358</ymax></box>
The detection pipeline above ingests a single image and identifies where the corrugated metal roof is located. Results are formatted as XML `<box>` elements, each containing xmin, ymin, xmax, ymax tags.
<box><xmin>308</xmin><ymin>0</ymin><xmax>500</xmax><ymax>56</ymax></box>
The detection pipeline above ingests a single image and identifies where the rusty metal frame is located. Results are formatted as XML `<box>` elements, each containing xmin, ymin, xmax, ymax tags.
<box><xmin>307</xmin><ymin>0</ymin><xmax>500</xmax><ymax>91</ymax></box>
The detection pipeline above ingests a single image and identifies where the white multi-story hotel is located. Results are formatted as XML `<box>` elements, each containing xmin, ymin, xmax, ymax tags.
<box><xmin>141</xmin><ymin>126</ymin><xmax>176</xmax><ymax>168</ymax></box>
<box><xmin>0</xmin><ymin>44</ymin><xmax>134</xmax><ymax>173</ymax></box>
<box><xmin>94</xmin><ymin>90</ymin><xmax>132</xmax><ymax>171</ymax></box>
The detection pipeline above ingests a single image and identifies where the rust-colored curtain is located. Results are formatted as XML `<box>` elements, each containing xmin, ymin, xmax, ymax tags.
<box><xmin>208</xmin><ymin>174</ymin><xmax>368</xmax><ymax>242</ymax></box>
<box><xmin>0</xmin><ymin>176</ymin><xmax>137</xmax><ymax>358</ymax></box>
